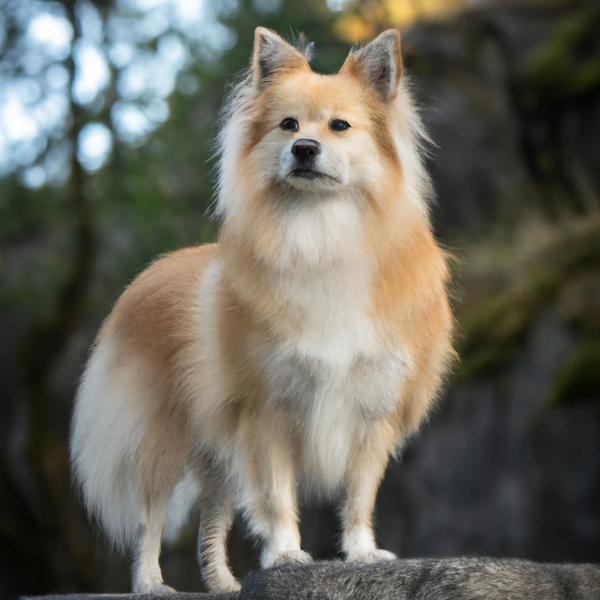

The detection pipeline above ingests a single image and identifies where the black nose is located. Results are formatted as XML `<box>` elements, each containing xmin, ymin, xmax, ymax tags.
<box><xmin>291</xmin><ymin>138</ymin><xmax>321</xmax><ymax>162</ymax></box>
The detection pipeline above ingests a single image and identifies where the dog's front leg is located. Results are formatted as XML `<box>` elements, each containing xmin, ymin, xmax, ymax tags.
<box><xmin>341</xmin><ymin>422</ymin><xmax>397</xmax><ymax>563</ymax></box>
<box><xmin>239</xmin><ymin>417</ymin><xmax>312</xmax><ymax>569</ymax></box>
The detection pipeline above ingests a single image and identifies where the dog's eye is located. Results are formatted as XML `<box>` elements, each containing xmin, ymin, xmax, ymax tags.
<box><xmin>330</xmin><ymin>119</ymin><xmax>351</xmax><ymax>132</ymax></box>
<box><xmin>280</xmin><ymin>118</ymin><xmax>299</xmax><ymax>132</ymax></box>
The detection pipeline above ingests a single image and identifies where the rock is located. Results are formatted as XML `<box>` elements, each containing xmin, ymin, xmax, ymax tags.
<box><xmin>403</xmin><ymin>0</ymin><xmax>600</xmax><ymax>232</ymax></box>
<box><xmin>21</xmin><ymin>558</ymin><xmax>600</xmax><ymax>600</ymax></box>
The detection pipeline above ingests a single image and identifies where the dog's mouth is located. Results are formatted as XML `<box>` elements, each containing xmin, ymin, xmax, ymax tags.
<box><xmin>288</xmin><ymin>168</ymin><xmax>340</xmax><ymax>183</ymax></box>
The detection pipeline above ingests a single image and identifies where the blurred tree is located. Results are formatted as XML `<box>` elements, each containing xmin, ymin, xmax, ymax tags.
<box><xmin>334</xmin><ymin>0</ymin><xmax>467</xmax><ymax>41</ymax></box>
<box><xmin>1</xmin><ymin>2</ymin><xmax>109</xmax><ymax>593</ymax></box>
<box><xmin>0</xmin><ymin>0</ymin><xmax>348</xmax><ymax>594</ymax></box>
<box><xmin>0</xmin><ymin>0</ymin><xmax>239</xmax><ymax>593</ymax></box>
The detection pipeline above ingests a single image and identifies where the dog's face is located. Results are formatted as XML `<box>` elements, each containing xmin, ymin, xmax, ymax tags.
<box><xmin>252</xmin><ymin>72</ymin><xmax>375</xmax><ymax>192</ymax></box>
<box><xmin>244</xmin><ymin>28</ymin><xmax>403</xmax><ymax>197</ymax></box>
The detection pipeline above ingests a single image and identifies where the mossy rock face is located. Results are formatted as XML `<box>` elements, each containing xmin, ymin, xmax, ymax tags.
<box><xmin>545</xmin><ymin>224</ymin><xmax>600</xmax><ymax>273</ymax></box>
<box><xmin>456</xmin><ymin>345</ymin><xmax>518</xmax><ymax>381</ymax></box>
<box><xmin>547</xmin><ymin>341</ymin><xmax>600</xmax><ymax>406</ymax></box>
<box><xmin>457</xmin><ymin>271</ymin><xmax>558</xmax><ymax>379</ymax></box>
<box><xmin>522</xmin><ymin>7</ymin><xmax>600</xmax><ymax>104</ymax></box>
<box><xmin>558</xmin><ymin>270</ymin><xmax>600</xmax><ymax>337</ymax></box>
<box><xmin>457</xmin><ymin>218</ymin><xmax>600</xmax><ymax>381</ymax></box>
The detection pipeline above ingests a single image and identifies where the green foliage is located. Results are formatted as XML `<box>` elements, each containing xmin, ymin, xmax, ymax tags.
<box><xmin>457</xmin><ymin>218</ymin><xmax>600</xmax><ymax>380</ymax></box>
<box><xmin>457</xmin><ymin>271</ymin><xmax>558</xmax><ymax>379</ymax></box>
<box><xmin>523</xmin><ymin>7</ymin><xmax>600</xmax><ymax>105</ymax></box>
<box><xmin>547</xmin><ymin>341</ymin><xmax>600</xmax><ymax>406</ymax></box>
<box><xmin>559</xmin><ymin>270</ymin><xmax>600</xmax><ymax>337</ymax></box>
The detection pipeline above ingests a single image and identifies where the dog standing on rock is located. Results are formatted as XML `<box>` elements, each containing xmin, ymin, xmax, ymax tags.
<box><xmin>70</xmin><ymin>27</ymin><xmax>454</xmax><ymax>594</ymax></box>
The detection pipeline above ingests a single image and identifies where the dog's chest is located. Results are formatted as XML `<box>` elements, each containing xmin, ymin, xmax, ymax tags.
<box><xmin>262</xmin><ymin>339</ymin><xmax>407</xmax><ymax>493</ymax></box>
<box><xmin>265</xmin><ymin>347</ymin><xmax>407</xmax><ymax>419</ymax></box>
<box><xmin>260</xmin><ymin>257</ymin><xmax>408</xmax><ymax>491</ymax></box>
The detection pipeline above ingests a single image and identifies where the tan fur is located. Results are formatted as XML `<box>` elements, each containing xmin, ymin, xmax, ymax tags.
<box><xmin>107</xmin><ymin>246</ymin><xmax>217</xmax><ymax>499</ymax></box>
<box><xmin>71</xmin><ymin>27</ymin><xmax>454</xmax><ymax>594</ymax></box>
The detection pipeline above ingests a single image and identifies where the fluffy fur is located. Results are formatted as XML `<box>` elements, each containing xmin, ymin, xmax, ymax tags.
<box><xmin>70</xmin><ymin>27</ymin><xmax>454</xmax><ymax>594</ymax></box>
<box><xmin>242</xmin><ymin>558</ymin><xmax>600</xmax><ymax>600</ymax></box>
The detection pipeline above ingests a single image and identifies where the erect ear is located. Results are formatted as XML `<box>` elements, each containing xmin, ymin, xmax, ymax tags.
<box><xmin>339</xmin><ymin>30</ymin><xmax>402</xmax><ymax>102</ymax></box>
<box><xmin>252</xmin><ymin>27</ymin><xmax>308</xmax><ymax>88</ymax></box>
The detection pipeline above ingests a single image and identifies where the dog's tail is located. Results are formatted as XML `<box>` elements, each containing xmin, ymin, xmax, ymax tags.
<box><xmin>70</xmin><ymin>335</ymin><xmax>147</xmax><ymax>550</ymax></box>
<box><xmin>71</xmin><ymin>329</ymin><xmax>202</xmax><ymax>552</ymax></box>
<box><xmin>71</xmin><ymin>331</ymin><xmax>202</xmax><ymax>551</ymax></box>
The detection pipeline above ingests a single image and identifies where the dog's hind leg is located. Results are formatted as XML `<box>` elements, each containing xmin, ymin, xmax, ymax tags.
<box><xmin>197</xmin><ymin>467</ymin><xmax>240</xmax><ymax>593</ymax></box>
<box><xmin>132</xmin><ymin>494</ymin><xmax>174</xmax><ymax>594</ymax></box>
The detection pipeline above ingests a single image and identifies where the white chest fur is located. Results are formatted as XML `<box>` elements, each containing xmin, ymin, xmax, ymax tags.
<box><xmin>263</xmin><ymin>345</ymin><xmax>407</xmax><ymax>494</ymax></box>
<box><xmin>262</xmin><ymin>254</ymin><xmax>408</xmax><ymax>494</ymax></box>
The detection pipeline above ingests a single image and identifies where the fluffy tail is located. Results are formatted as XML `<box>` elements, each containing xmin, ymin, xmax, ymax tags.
<box><xmin>70</xmin><ymin>336</ymin><xmax>151</xmax><ymax>550</ymax></box>
<box><xmin>71</xmin><ymin>334</ymin><xmax>200</xmax><ymax>550</ymax></box>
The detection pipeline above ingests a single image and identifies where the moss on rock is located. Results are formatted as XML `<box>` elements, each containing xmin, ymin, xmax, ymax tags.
<box><xmin>523</xmin><ymin>8</ymin><xmax>600</xmax><ymax>104</ymax></box>
<box><xmin>456</xmin><ymin>217</ymin><xmax>600</xmax><ymax>381</ymax></box>
<box><xmin>457</xmin><ymin>271</ymin><xmax>558</xmax><ymax>379</ymax></box>
<box><xmin>547</xmin><ymin>341</ymin><xmax>600</xmax><ymax>406</ymax></box>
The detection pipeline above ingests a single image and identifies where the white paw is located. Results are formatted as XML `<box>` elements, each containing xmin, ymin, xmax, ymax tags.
<box><xmin>205</xmin><ymin>572</ymin><xmax>241</xmax><ymax>594</ymax></box>
<box><xmin>226</xmin><ymin>580</ymin><xmax>242</xmax><ymax>593</ymax></box>
<box><xmin>212</xmin><ymin>578</ymin><xmax>241</xmax><ymax>594</ymax></box>
<box><xmin>133</xmin><ymin>579</ymin><xmax>176</xmax><ymax>594</ymax></box>
<box><xmin>265</xmin><ymin>549</ymin><xmax>313</xmax><ymax>568</ymax></box>
<box><xmin>201</xmin><ymin>559</ymin><xmax>241</xmax><ymax>594</ymax></box>
<box><xmin>345</xmin><ymin>548</ymin><xmax>397</xmax><ymax>563</ymax></box>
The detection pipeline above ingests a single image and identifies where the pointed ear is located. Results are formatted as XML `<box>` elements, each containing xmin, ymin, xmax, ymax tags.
<box><xmin>252</xmin><ymin>27</ymin><xmax>308</xmax><ymax>88</ymax></box>
<box><xmin>340</xmin><ymin>30</ymin><xmax>402</xmax><ymax>101</ymax></box>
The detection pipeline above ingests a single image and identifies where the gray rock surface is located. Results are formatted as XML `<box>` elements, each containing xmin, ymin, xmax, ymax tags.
<box><xmin>22</xmin><ymin>558</ymin><xmax>600</xmax><ymax>600</ymax></box>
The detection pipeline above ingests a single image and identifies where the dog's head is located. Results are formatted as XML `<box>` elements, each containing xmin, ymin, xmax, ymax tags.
<box><xmin>219</xmin><ymin>28</ymin><xmax>413</xmax><ymax>201</ymax></box>
<box><xmin>217</xmin><ymin>28</ymin><xmax>430</xmax><ymax>265</ymax></box>
<box><xmin>246</xmin><ymin>27</ymin><xmax>403</xmax><ymax>195</ymax></box>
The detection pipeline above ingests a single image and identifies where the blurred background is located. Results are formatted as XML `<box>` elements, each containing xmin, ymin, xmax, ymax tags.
<box><xmin>1</xmin><ymin>0</ymin><xmax>599</xmax><ymax>597</ymax></box>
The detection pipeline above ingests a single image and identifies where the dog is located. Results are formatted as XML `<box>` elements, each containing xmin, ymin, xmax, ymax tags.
<box><xmin>70</xmin><ymin>27</ymin><xmax>454</xmax><ymax>594</ymax></box>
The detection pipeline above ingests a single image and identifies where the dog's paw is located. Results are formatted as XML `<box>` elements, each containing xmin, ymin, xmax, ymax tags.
<box><xmin>211</xmin><ymin>578</ymin><xmax>241</xmax><ymax>594</ymax></box>
<box><xmin>133</xmin><ymin>578</ymin><xmax>176</xmax><ymax>594</ymax></box>
<box><xmin>345</xmin><ymin>548</ymin><xmax>397</xmax><ymax>563</ymax></box>
<box><xmin>201</xmin><ymin>561</ymin><xmax>241</xmax><ymax>594</ymax></box>
<box><xmin>269</xmin><ymin>549</ymin><xmax>313</xmax><ymax>568</ymax></box>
